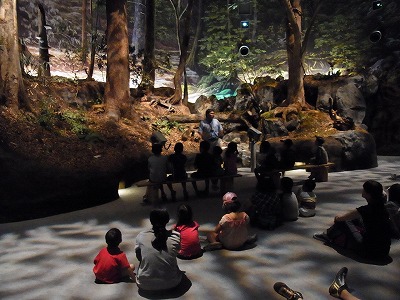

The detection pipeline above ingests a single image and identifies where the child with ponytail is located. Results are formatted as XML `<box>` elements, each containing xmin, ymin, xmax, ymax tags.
<box><xmin>135</xmin><ymin>209</ymin><xmax>183</xmax><ymax>291</ymax></box>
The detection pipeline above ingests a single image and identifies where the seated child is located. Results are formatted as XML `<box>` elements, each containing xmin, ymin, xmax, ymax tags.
<box><xmin>247</xmin><ymin>177</ymin><xmax>282</xmax><ymax>230</ymax></box>
<box><xmin>278</xmin><ymin>139</ymin><xmax>296</xmax><ymax>174</ymax></box>
<box><xmin>173</xmin><ymin>204</ymin><xmax>203</xmax><ymax>259</ymax></box>
<box><xmin>211</xmin><ymin>146</ymin><xmax>224</xmax><ymax>191</ymax></box>
<box><xmin>167</xmin><ymin>142</ymin><xmax>189</xmax><ymax>201</ymax></box>
<box><xmin>296</xmin><ymin>179</ymin><xmax>317</xmax><ymax>217</ymax></box>
<box><xmin>280</xmin><ymin>177</ymin><xmax>299</xmax><ymax>221</ymax></box>
<box><xmin>143</xmin><ymin>143</ymin><xmax>169</xmax><ymax>204</ymax></box>
<box><xmin>385</xmin><ymin>183</ymin><xmax>400</xmax><ymax>239</ymax></box>
<box><xmin>191</xmin><ymin>141</ymin><xmax>214</xmax><ymax>196</ymax></box>
<box><xmin>93</xmin><ymin>228</ymin><xmax>135</xmax><ymax>284</ymax></box>
<box><xmin>205</xmin><ymin>192</ymin><xmax>257</xmax><ymax>250</ymax></box>
<box><xmin>135</xmin><ymin>209</ymin><xmax>182</xmax><ymax>291</ymax></box>
<box><xmin>224</xmin><ymin>142</ymin><xmax>239</xmax><ymax>175</ymax></box>
<box><xmin>309</xmin><ymin>136</ymin><xmax>329</xmax><ymax>181</ymax></box>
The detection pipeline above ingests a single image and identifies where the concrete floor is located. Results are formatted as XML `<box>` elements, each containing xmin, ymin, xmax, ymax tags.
<box><xmin>1</xmin><ymin>156</ymin><xmax>399</xmax><ymax>300</ymax></box>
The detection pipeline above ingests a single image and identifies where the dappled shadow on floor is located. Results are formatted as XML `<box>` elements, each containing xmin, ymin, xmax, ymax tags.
<box><xmin>138</xmin><ymin>274</ymin><xmax>192</xmax><ymax>299</ymax></box>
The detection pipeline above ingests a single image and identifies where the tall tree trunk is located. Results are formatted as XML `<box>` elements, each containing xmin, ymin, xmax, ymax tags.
<box><xmin>105</xmin><ymin>0</ymin><xmax>130</xmax><ymax>121</ymax></box>
<box><xmin>81</xmin><ymin>0</ymin><xmax>88</xmax><ymax>64</ymax></box>
<box><xmin>131</xmin><ymin>0</ymin><xmax>145</xmax><ymax>54</ymax></box>
<box><xmin>281</xmin><ymin>0</ymin><xmax>305</xmax><ymax>105</ymax></box>
<box><xmin>187</xmin><ymin>0</ymin><xmax>202</xmax><ymax>70</ymax></box>
<box><xmin>169</xmin><ymin>0</ymin><xmax>194</xmax><ymax>105</ymax></box>
<box><xmin>37</xmin><ymin>2</ymin><xmax>51</xmax><ymax>77</ymax></box>
<box><xmin>251</xmin><ymin>0</ymin><xmax>257</xmax><ymax>42</ymax></box>
<box><xmin>87</xmin><ymin>0</ymin><xmax>98</xmax><ymax>80</ymax></box>
<box><xmin>0</xmin><ymin>0</ymin><xmax>29</xmax><ymax>110</ymax></box>
<box><xmin>141</xmin><ymin>0</ymin><xmax>155</xmax><ymax>89</ymax></box>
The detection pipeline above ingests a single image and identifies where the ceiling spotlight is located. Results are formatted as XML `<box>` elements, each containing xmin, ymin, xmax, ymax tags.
<box><xmin>372</xmin><ymin>0</ymin><xmax>383</xmax><ymax>10</ymax></box>
<box><xmin>240</xmin><ymin>20</ymin><xmax>250</xmax><ymax>29</ymax></box>
<box><xmin>239</xmin><ymin>45</ymin><xmax>250</xmax><ymax>56</ymax></box>
<box><xmin>369</xmin><ymin>30</ymin><xmax>382</xmax><ymax>43</ymax></box>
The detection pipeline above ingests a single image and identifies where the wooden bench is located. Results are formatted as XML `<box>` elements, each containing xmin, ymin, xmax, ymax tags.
<box><xmin>135</xmin><ymin>173</ymin><xmax>243</xmax><ymax>203</ymax></box>
<box><xmin>257</xmin><ymin>162</ymin><xmax>335</xmax><ymax>182</ymax></box>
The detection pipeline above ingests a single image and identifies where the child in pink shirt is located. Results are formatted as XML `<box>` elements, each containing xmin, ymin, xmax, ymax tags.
<box><xmin>205</xmin><ymin>192</ymin><xmax>257</xmax><ymax>250</ymax></box>
<box><xmin>173</xmin><ymin>204</ymin><xmax>203</xmax><ymax>259</ymax></box>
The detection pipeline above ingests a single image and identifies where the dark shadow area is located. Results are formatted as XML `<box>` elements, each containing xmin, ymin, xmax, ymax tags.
<box><xmin>137</xmin><ymin>274</ymin><xmax>192</xmax><ymax>299</ymax></box>
<box><xmin>320</xmin><ymin>242</ymin><xmax>393</xmax><ymax>266</ymax></box>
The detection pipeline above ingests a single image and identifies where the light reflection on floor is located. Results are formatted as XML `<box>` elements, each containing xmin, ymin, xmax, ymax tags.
<box><xmin>0</xmin><ymin>156</ymin><xmax>399</xmax><ymax>299</ymax></box>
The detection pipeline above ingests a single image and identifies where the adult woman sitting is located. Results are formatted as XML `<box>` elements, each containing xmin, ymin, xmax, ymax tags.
<box><xmin>314</xmin><ymin>180</ymin><xmax>391</xmax><ymax>260</ymax></box>
<box><xmin>135</xmin><ymin>209</ymin><xmax>183</xmax><ymax>291</ymax></box>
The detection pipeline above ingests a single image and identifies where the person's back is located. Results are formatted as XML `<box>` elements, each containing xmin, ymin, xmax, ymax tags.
<box><xmin>148</xmin><ymin>144</ymin><xmax>168</xmax><ymax>183</ymax></box>
<box><xmin>249</xmin><ymin>177</ymin><xmax>282</xmax><ymax>229</ymax></box>
<box><xmin>212</xmin><ymin>146</ymin><xmax>224</xmax><ymax>176</ymax></box>
<box><xmin>173</xmin><ymin>204</ymin><xmax>202</xmax><ymax>259</ymax></box>
<box><xmin>135</xmin><ymin>209</ymin><xmax>182</xmax><ymax>291</ymax></box>
<box><xmin>224</xmin><ymin>142</ymin><xmax>238</xmax><ymax>175</ymax></box>
<box><xmin>280</xmin><ymin>177</ymin><xmax>298</xmax><ymax>221</ymax></box>
<box><xmin>217</xmin><ymin>193</ymin><xmax>250</xmax><ymax>249</ymax></box>
<box><xmin>93</xmin><ymin>228</ymin><xmax>135</xmax><ymax>284</ymax></box>
<box><xmin>297</xmin><ymin>179</ymin><xmax>317</xmax><ymax>217</ymax></box>
<box><xmin>193</xmin><ymin>141</ymin><xmax>213</xmax><ymax>178</ymax></box>
<box><xmin>279</xmin><ymin>139</ymin><xmax>296</xmax><ymax>169</ymax></box>
<box><xmin>359</xmin><ymin>201</ymin><xmax>391</xmax><ymax>258</ymax></box>
<box><xmin>168</xmin><ymin>143</ymin><xmax>187</xmax><ymax>180</ymax></box>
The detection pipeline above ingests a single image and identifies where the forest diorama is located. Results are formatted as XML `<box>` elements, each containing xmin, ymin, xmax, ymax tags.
<box><xmin>1</xmin><ymin>0</ymin><xmax>399</xmax><ymax>222</ymax></box>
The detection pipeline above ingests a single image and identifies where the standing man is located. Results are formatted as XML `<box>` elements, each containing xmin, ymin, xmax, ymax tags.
<box><xmin>198</xmin><ymin>109</ymin><xmax>224</xmax><ymax>152</ymax></box>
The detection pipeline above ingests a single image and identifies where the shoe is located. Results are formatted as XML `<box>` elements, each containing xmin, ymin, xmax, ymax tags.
<box><xmin>273</xmin><ymin>282</ymin><xmax>303</xmax><ymax>300</ymax></box>
<box><xmin>329</xmin><ymin>267</ymin><xmax>348</xmax><ymax>298</ymax></box>
<box><xmin>203</xmin><ymin>242</ymin><xmax>223</xmax><ymax>251</ymax></box>
<box><xmin>171</xmin><ymin>190</ymin><xmax>177</xmax><ymax>202</ymax></box>
<box><xmin>313</xmin><ymin>233</ymin><xmax>331</xmax><ymax>243</ymax></box>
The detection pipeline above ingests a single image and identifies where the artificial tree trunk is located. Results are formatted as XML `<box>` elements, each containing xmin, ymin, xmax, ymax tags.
<box><xmin>37</xmin><ymin>2</ymin><xmax>51</xmax><ymax>77</ymax></box>
<box><xmin>0</xmin><ymin>0</ymin><xmax>29</xmax><ymax>110</ymax></box>
<box><xmin>281</xmin><ymin>0</ymin><xmax>305</xmax><ymax>105</ymax></box>
<box><xmin>131</xmin><ymin>0</ymin><xmax>145</xmax><ymax>55</ymax></box>
<box><xmin>81</xmin><ymin>0</ymin><xmax>88</xmax><ymax>64</ymax></box>
<box><xmin>169</xmin><ymin>0</ymin><xmax>194</xmax><ymax>105</ymax></box>
<box><xmin>141</xmin><ymin>0</ymin><xmax>155</xmax><ymax>89</ymax></box>
<box><xmin>104</xmin><ymin>0</ymin><xmax>130</xmax><ymax>121</ymax></box>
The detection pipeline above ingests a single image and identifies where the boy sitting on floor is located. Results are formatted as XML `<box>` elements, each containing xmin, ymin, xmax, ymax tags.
<box><xmin>93</xmin><ymin>228</ymin><xmax>135</xmax><ymax>284</ymax></box>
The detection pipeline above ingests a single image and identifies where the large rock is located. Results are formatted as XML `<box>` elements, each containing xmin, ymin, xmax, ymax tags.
<box><xmin>333</xmin><ymin>130</ymin><xmax>378</xmax><ymax>170</ymax></box>
<box><xmin>268</xmin><ymin>130</ymin><xmax>377</xmax><ymax>171</ymax></box>
<box><xmin>316</xmin><ymin>78</ymin><xmax>366</xmax><ymax>125</ymax></box>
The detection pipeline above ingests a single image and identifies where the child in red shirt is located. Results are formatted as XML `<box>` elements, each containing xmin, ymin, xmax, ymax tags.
<box><xmin>173</xmin><ymin>204</ymin><xmax>203</xmax><ymax>259</ymax></box>
<box><xmin>93</xmin><ymin>228</ymin><xmax>135</xmax><ymax>283</ymax></box>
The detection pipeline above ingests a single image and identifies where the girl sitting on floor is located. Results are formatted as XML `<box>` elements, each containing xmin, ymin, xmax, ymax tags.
<box><xmin>173</xmin><ymin>204</ymin><xmax>203</xmax><ymax>260</ymax></box>
<box><xmin>205</xmin><ymin>192</ymin><xmax>257</xmax><ymax>251</ymax></box>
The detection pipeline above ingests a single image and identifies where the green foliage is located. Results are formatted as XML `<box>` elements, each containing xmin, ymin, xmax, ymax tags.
<box><xmin>60</xmin><ymin>110</ymin><xmax>89</xmax><ymax>136</ymax></box>
<box><xmin>198</xmin><ymin>2</ymin><xmax>286</xmax><ymax>82</ymax></box>
<box><xmin>152</xmin><ymin>119</ymin><xmax>184</xmax><ymax>135</ymax></box>
<box><xmin>312</xmin><ymin>13</ymin><xmax>369</xmax><ymax>72</ymax></box>
<box><xmin>37</xmin><ymin>98</ymin><xmax>90</xmax><ymax>137</ymax></box>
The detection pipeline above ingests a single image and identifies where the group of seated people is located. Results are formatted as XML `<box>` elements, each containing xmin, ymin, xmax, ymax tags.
<box><xmin>255</xmin><ymin>136</ymin><xmax>329</xmax><ymax>182</ymax></box>
<box><xmin>143</xmin><ymin>140</ymin><xmax>239</xmax><ymax>204</ymax></box>
<box><xmin>93</xmin><ymin>192</ymin><xmax>257</xmax><ymax>292</ymax></box>
<box><xmin>93</xmin><ymin>180</ymin><xmax>400</xmax><ymax>297</ymax></box>
<box><xmin>246</xmin><ymin>176</ymin><xmax>318</xmax><ymax>230</ymax></box>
